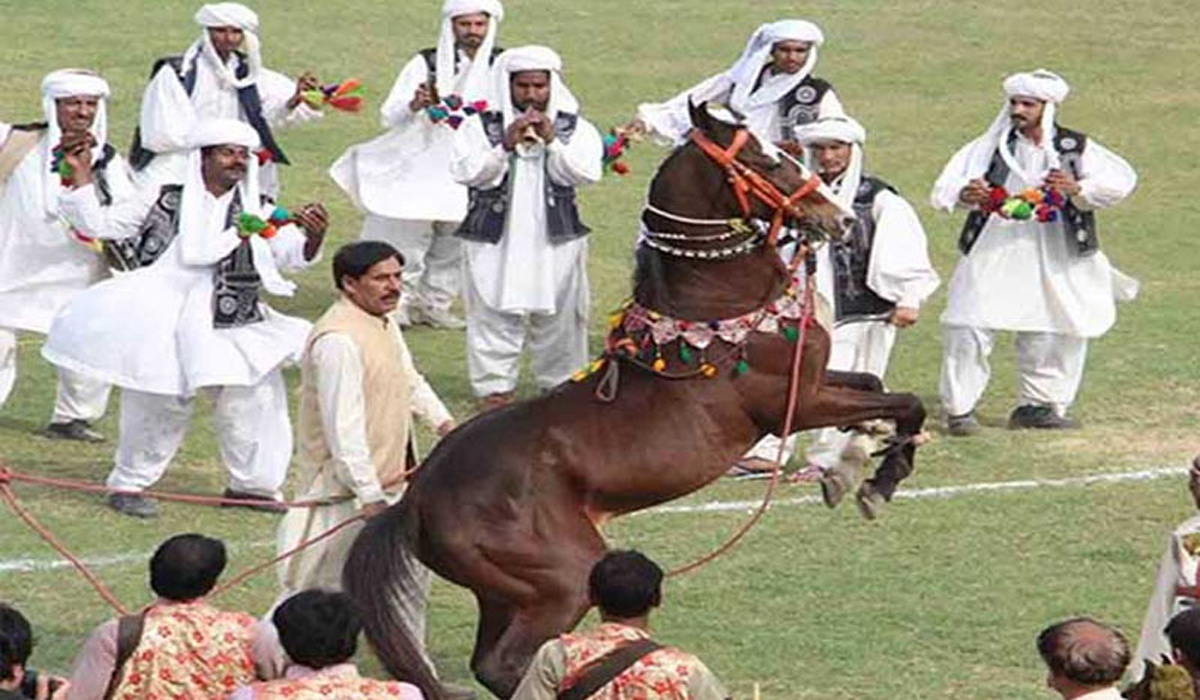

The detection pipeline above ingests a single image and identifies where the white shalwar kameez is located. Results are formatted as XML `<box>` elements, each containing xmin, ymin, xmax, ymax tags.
<box><xmin>450</xmin><ymin>47</ymin><xmax>602</xmax><ymax>397</ymax></box>
<box><xmin>135</xmin><ymin>6</ymin><xmax>320</xmax><ymax>196</ymax></box>
<box><xmin>0</xmin><ymin>71</ymin><xmax>135</xmax><ymax>425</ymax></box>
<box><xmin>43</xmin><ymin>121</ymin><xmax>317</xmax><ymax>498</ymax></box>
<box><xmin>635</xmin><ymin>20</ymin><xmax>842</xmax><ymax>147</ymax></box>
<box><xmin>932</xmin><ymin>122</ymin><xmax>1137</xmax><ymax>418</ymax></box>
<box><xmin>746</xmin><ymin>188</ymin><xmax>939</xmax><ymax>466</ymax></box>
<box><xmin>330</xmin><ymin>0</ymin><xmax>503</xmax><ymax>318</ymax></box>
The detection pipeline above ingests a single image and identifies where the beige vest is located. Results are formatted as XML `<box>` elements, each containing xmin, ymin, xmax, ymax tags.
<box><xmin>296</xmin><ymin>297</ymin><xmax>413</xmax><ymax>495</ymax></box>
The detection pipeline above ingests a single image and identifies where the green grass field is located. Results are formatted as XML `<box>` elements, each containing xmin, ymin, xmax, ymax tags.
<box><xmin>2</xmin><ymin>1</ymin><xmax>1198</xmax><ymax>697</ymax></box>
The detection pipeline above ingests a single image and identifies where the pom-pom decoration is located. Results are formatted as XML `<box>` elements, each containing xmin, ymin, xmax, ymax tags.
<box><xmin>984</xmin><ymin>185</ymin><xmax>1068</xmax><ymax>223</ymax></box>
<box><xmin>236</xmin><ymin>207</ymin><xmax>297</xmax><ymax>240</ymax></box>
<box><xmin>427</xmin><ymin>94</ymin><xmax>488</xmax><ymax>129</ymax></box>
<box><xmin>50</xmin><ymin>145</ymin><xmax>75</xmax><ymax>187</ymax></box>
<box><xmin>301</xmin><ymin>78</ymin><xmax>365</xmax><ymax>113</ymax></box>
<box><xmin>602</xmin><ymin>129</ymin><xmax>631</xmax><ymax>176</ymax></box>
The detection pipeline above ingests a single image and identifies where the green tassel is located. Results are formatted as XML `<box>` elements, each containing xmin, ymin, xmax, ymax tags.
<box><xmin>782</xmin><ymin>326</ymin><xmax>799</xmax><ymax>342</ymax></box>
<box><xmin>679</xmin><ymin>343</ymin><xmax>694</xmax><ymax>364</ymax></box>
<box><xmin>734</xmin><ymin>359</ymin><xmax>749</xmax><ymax>375</ymax></box>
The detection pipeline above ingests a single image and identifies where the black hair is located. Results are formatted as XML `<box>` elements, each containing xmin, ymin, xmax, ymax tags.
<box><xmin>0</xmin><ymin>603</ymin><xmax>33</xmax><ymax>681</ymax></box>
<box><xmin>1036</xmin><ymin>617</ymin><xmax>1131</xmax><ymax>686</ymax></box>
<box><xmin>1167</xmin><ymin>607</ymin><xmax>1200</xmax><ymax>668</ymax></box>
<box><xmin>332</xmin><ymin>241</ymin><xmax>405</xmax><ymax>291</ymax></box>
<box><xmin>273</xmin><ymin>590</ymin><xmax>361</xmax><ymax>669</ymax></box>
<box><xmin>588</xmin><ymin>550</ymin><xmax>663</xmax><ymax>620</ymax></box>
<box><xmin>149</xmin><ymin>534</ymin><xmax>227</xmax><ymax>601</ymax></box>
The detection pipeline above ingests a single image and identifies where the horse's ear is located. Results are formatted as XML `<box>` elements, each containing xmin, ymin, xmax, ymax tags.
<box><xmin>688</xmin><ymin>99</ymin><xmax>712</xmax><ymax>133</ymax></box>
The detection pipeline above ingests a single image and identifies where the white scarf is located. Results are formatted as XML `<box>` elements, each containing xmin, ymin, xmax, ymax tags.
<box><xmin>178</xmin><ymin>119</ymin><xmax>294</xmax><ymax>296</ymax></box>
<box><xmin>965</xmin><ymin>69</ymin><xmax>1071</xmax><ymax>186</ymax></box>
<box><xmin>435</xmin><ymin>0</ymin><xmax>504</xmax><ymax>101</ymax></box>
<box><xmin>795</xmin><ymin>115</ymin><xmax>866</xmax><ymax>211</ymax></box>
<box><xmin>490</xmin><ymin>45</ymin><xmax>579</xmax><ymax>128</ymax></box>
<box><xmin>38</xmin><ymin>69</ymin><xmax>110</xmax><ymax>221</ymax></box>
<box><xmin>191</xmin><ymin>3</ymin><xmax>262</xmax><ymax>90</ymax></box>
<box><xmin>727</xmin><ymin>20</ymin><xmax>824</xmax><ymax>114</ymax></box>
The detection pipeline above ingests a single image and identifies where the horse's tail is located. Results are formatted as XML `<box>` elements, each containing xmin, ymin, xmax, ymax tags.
<box><xmin>343</xmin><ymin>501</ymin><xmax>445</xmax><ymax>700</ymax></box>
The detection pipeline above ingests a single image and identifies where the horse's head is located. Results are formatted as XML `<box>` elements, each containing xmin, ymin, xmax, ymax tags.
<box><xmin>679</xmin><ymin>100</ymin><xmax>852</xmax><ymax>242</ymax></box>
<box><xmin>636</xmin><ymin>101</ymin><xmax>852</xmax><ymax>319</ymax></box>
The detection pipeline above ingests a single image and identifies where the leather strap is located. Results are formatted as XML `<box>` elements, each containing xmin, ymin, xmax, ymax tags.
<box><xmin>102</xmin><ymin>611</ymin><xmax>146</xmax><ymax>700</ymax></box>
<box><xmin>556</xmin><ymin>638</ymin><xmax>662</xmax><ymax>700</ymax></box>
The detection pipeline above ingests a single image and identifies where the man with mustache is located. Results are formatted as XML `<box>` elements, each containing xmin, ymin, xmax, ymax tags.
<box><xmin>931</xmin><ymin>70</ymin><xmax>1137</xmax><ymax>435</ymax></box>
<box><xmin>274</xmin><ymin>240</ymin><xmax>458</xmax><ymax>694</ymax></box>
<box><xmin>130</xmin><ymin>2</ymin><xmax>322</xmax><ymax>199</ymax></box>
<box><xmin>626</xmin><ymin>19</ymin><xmax>842</xmax><ymax>152</ymax></box>
<box><xmin>331</xmin><ymin>0</ymin><xmax>504</xmax><ymax>330</ymax></box>
<box><xmin>43</xmin><ymin>119</ymin><xmax>327</xmax><ymax>518</ymax></box>
<box><xmin>450</xmin><ymin>46</ymin><xmax>602</xmax><ymax>410</ymax></box>
<box><xmin>0</xmin><ymin>69</ymin><xmax>136</xmax><ymax>443</ymax></box>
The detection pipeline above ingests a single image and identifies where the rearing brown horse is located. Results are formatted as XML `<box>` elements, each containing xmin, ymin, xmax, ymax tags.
<box><xmin>344</xmin><ymin>103</ymin><xmax>926</xmax><ymax>699</ymax></box>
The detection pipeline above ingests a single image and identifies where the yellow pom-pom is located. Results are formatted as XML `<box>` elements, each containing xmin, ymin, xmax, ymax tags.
<box><xmin>608</xmin><ymin>311</ymin><xmax>625</xmax><ymax>329</ymax></box>
<box><xmin>652</xmin><ymin>358</ymin><xmax>666</xmax><ymax>372</ymax></box>
<box><xmin>701</xmin><ymin>363</ymin><xmax>718</xmax><ymax>378</ymax></box>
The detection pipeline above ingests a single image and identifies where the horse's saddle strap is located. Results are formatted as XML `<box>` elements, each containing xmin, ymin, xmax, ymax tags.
<box><xmin>556</xmin><ymin>638</ymin><xmax>663</xmax><ymax>700</ymax></box>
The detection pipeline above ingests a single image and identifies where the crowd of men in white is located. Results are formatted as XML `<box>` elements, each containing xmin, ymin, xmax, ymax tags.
<box><xmin>0</xmin><ymin>3</ymin><xmax>1137</xmax><ymax>508</ymax></box>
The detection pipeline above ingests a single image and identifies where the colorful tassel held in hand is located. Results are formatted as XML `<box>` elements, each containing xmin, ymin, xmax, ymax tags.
<box><xmin>984</xmin><ymin>185</ymin><xmax>1066</xmax><ymax>223</ymax></box>
<box><xmin>427</xmin><ymin>94</ymin><xmax>488</xmax><ymax>130</ymax></box>
<box><xmin>236</xmin><ymin>206</ymin><xmax>295</xmax><ymax>240</ymax></box>
<box><xmin>50</xmin><ymin>145</ymin><xmax>76</xmax><ymax>186</ymax></box>
<box><xmin>603</xmin><ymin>129</ymin><xmax>631</xmax><ymax>175</ymax></box>
<box><xmin>301</xmin><ymin>79</ymin><xmax>365</xmax><ymax>113</ymax></box>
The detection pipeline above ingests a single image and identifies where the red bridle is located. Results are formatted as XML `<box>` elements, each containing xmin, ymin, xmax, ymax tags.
<box><xmin>689</xmin><ymin>128</ymin><xmax>823</xmax><ymax>248</ymax></box>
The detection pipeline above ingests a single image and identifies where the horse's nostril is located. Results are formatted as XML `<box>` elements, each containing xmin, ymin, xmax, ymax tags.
<box><xmin>840</xmin><ymin>216</ymin><xmax>855</xmax><ymax>231</ymax></box>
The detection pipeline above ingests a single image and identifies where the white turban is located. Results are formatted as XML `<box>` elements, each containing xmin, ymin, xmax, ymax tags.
<box><xmin>190</xmin><ymin>2</ymin><xmax>262</xmax><ymax>90</ymax></box>
<box><xmin>965</xmin><ymin>69</ymin><xmax>1072</xmax><ymax>185</ymax></box>
<box><xmin>435</xmin><ymin>0</ymin><xmax>504</xmax><ymax>102</ymax></box>
<box><xmin>177</xmin><ymin>118</ymin><xmax>293</xmax><ymax>296</ymax></box>
<box><xmin>38</xmin><ymin>69</ymin><xmax>111</xmax><ymax>220</ymax></box>
<box><xmin>795</xmin><ymin>115</ymin><xmax>866</xmax><ymax>211</ymax></box>
<box><xmin>491</xmin><ymin>45</ymin><xmax>579</xmax><ymax>126</ymax></box>
<box><xmin>728</xmin><ymin>20</ymin><xmax>824</xmax><ymax>114</ymax></box>
<box><xmin>195</xmin><ymin>2</ymin><xmax>259</xmax><ymax>31</ymax></box>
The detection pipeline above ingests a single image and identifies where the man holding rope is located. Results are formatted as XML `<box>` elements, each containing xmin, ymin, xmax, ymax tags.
<box><xmin>277</xmin><ymin>241</ymin><xmax>453</xmax><ymax>681</ymax></box>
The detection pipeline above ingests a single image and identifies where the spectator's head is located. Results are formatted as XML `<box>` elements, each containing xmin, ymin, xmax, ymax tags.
<box><xmin>0</xmin><ymin>603</ymin><xmax>33</xmax><ymax>688</ymax></box>
<box><xmin>1167</xmin><ymin>607</ymin><xmax>1200</xmax><ymax>677</ymax></box>
<box><xmin>588</xmin><ymin>550</ymin><xmax>663</xmax><ymax>622</ymax></box>
<box><xmin>1037</xmin><ymin>617</ymin><xmax>1130</xmax><ymax>698</ymax></box>
<box><xmin>273</xmin><ymin>590</ymin><xmax>361</xmax><ymax>670</ymax></box>
<box><xmin>149</xmin><ymin>534</ymin><xmax>227</xmax><ymax>602</ymax></box>
<box><xmin>332</xmin><ymin>241</ymin><xmax>405</xmax><ymax>317</ymax></box>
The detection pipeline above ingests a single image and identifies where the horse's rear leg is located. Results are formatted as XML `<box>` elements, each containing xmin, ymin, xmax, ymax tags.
<box><xmin>470</xmin><ymin>519</ymin><xmax>606</xmax><ymax>698</ymax></box>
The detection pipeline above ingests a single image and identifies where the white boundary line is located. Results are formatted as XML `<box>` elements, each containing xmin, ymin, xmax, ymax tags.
<box><xmin>0</xmin><ymin>465</ymin><xmax>1187</xmax><ymax>574</ymax></box>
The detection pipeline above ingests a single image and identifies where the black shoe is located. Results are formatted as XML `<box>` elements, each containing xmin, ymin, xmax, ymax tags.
<box><xmin>946</xmin><ymin>412</ymin><xmax>980</xmax><ymax>437</ymax></box>
<box><xmin>44</xmin><ymin>419</ymin><xmax>105</xmax><ymax>443</ymax></box>
<box><xmin>1007</xmin><ymin>405</ymin><xmax>1080</xmax><ymax>430</ymax></box>
<box><xmin>220</xmin><ymin>488</ymin><xmax>287</xmax><ymax>513</ymax></box>
<box><xmin>107</xmin><ymin>493</ymin><xmax>158</xmax><ymax>518</ymax></box>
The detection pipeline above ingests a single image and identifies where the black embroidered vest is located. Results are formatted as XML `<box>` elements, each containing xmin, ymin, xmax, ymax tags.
<box><xmin>777</xmin><ymin>76</ymin><xmax>833</xmax><ymax>139</ymax></box>
<box><xmin>128</xmin><ymin>52</ymin><xmax>289</xmax><ymax>171</ymax></box>
<box><xmin>958</xmin><ymin>126</ymin><xmax>1095</xmax><ymax>256</ymax></box>
<box><xmin>417</xmin><ymin>46</ymin><xmax>504</xmax><ymax>90</ymax></box>
<box><xmin>454</xmin><ymin>111</ymin><xmax>591</xmax><ymax>245</ymax></box>
<box><xmin>100</xmin><ymin>184</ymin><xmax>264</xmax><ymax>328</ymax></box>
<box><xmin>830</xmin><ymin>176</ymin><xmax>898</xmax><ymax>324</ymax></box>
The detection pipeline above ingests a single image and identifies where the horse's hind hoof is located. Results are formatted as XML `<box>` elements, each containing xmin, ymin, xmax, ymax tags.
<box><xmin>855</xmin><ymin>482</ymin><xmax>886</xmax><ymax>521</ymax></box>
